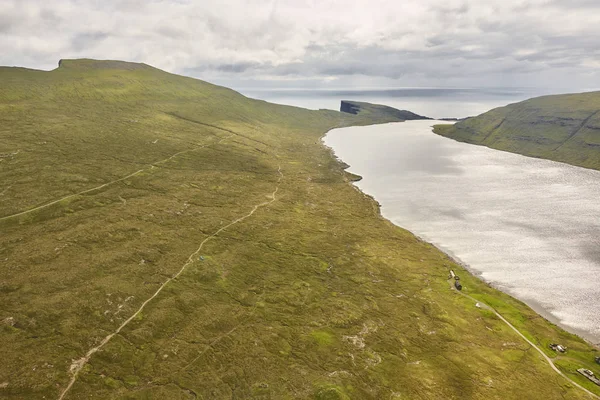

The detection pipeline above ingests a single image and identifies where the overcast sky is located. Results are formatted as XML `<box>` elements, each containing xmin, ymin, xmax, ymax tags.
<box><xmin>2</xmin><ymin>0</ymin><xmax>600</xmax><ymax>90</ymax></box>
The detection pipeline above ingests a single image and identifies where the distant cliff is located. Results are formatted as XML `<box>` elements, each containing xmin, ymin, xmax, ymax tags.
<box><xmin>433</xmin><ymin>91</ymin><xmax>600</xmax><ymax>171</ymax></box>
<box><xmin>340</xmin><ymin>100</ymin><xmax>431</xmax><ymax>122</ymax></box>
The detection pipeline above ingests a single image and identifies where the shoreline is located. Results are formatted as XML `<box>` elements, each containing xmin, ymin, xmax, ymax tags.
<box><xmin>420</xmin><ymin>233</ymin><xmax>600</xmax><ymax>348</ymax></box>
<box><xmin>321</xmin><ymin>124</ymin><xmax>600</xmax><ymax>350</ymax></box>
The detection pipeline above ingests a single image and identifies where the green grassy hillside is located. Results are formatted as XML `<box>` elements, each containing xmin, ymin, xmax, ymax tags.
<box><xmin>340</xmin><ymin>100</ymin><xmax>431</xmax><ymax>121</ymax></box>
<box><xmin>433</xmin><ymin>91</ymin><xmax>600</xmax><ymax>170</ymax></box>
<box><xmin>1</xmin><ymin>60</ymin><xmax>599</xmax><ymax>399</ymax></box>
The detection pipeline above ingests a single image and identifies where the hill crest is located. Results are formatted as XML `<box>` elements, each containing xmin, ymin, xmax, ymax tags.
<box><xmin>434</xmin><ymin>91</ymin><xmax>600</xmax><ymax>170</ymax></box>
<box><xmin>57</xmin><ymin>58</ymin><xmax>155</xmax><ymax>71</ymax></box>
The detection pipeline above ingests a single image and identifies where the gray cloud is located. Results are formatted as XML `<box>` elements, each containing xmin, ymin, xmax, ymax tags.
<box><xmin>548</xmin><ymin>0</ymin><xmax>600</xmax><ymax>9</ymax></box>
<box><xmin>0</xmin><ymin>15</ymin><xmax>14</xmax><ymax>33</ymax></box>
<box><xmin>0</xmin><ymin>0</ymin><xmax>599</xmax><ymax>90</ymax></box>
<box><xmin>71</xmin><ymin>32</ymin><xmax>110</xmax><ymax>52</ymax></box>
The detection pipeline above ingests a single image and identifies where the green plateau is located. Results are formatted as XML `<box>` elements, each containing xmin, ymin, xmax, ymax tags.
<box><xmin>433</xmin><ymin>91</ymin><xmax>600</xmax><ymax>170</ymax></box>
<box><xmin>1</xmin><ymin>59</ymin><xmax>599</xmax><ymax>399</ymax></box>
<box><xmin>340</xmin><ymin>100</ymin><xmax>431</xmax><ymax>122</ymax></box>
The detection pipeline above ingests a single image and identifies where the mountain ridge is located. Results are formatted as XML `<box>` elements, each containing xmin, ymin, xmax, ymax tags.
<box><xmin>1</xmin><ymin>59</ymin><xmax>599</xmax><ymax>399</ymax></box>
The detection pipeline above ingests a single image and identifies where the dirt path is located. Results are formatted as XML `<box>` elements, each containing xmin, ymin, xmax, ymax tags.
<box><xmin>0</xmin><ymin>185</ymin><xmax>12</xmax><ymax>196</ymax></box>
<box><xmin>57</xmin><ymin>165</ymin><xmax>283</xmax><ymax>400</ymax></box>
<box><xmin>450</xmin><ymin>280</ymin><xmax>600</xmax><ymax>399</ymax></box>
<box><xmin>0</xmin><ymin>134</ymin><xmax>233</xmax><ymax>222</ymax></box>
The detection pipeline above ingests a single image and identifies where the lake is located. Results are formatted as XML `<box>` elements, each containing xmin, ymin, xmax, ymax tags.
<box><xmin>324</xmin><ymin>120</ymin><xmax>600</xmax><ymax>345</ymax></box>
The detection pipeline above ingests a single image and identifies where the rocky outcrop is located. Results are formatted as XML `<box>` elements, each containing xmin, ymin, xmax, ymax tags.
<box><xmin>340</xmin><ymin>101</ymin><xmax>361</xmax><ymax>115</ymax></box>
<box><xmin>340</xmin><ymin>100</ymin><xmax>431</xmax><ymax>121</ymax></box>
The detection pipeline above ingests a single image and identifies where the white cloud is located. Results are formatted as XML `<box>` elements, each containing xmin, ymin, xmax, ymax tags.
<box><xmin>1</xmin><ymin>0</ymin><xmax>599</xmax><ymax>89</ymax></box>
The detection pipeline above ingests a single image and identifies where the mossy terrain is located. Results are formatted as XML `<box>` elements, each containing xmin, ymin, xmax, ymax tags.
<box><xmin>340</xmin><ymin>100</ymin><xmax>431</xmax><ymax>122</ymax></box>
<box><xmin>433</xmin><ymin>91</ymin><xmax>600</xmax><ymax>170</ymax></box>
<box><xmin>1</xmin><ymin>59</ymin><xmax>599</xmax><ymax>399</ymax></box>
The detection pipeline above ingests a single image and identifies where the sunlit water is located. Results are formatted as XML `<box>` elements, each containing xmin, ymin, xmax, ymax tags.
<box><xmin>325</xmin><ymin>121</ymin><xmax>600</xmax><ymax>344</ymax></box>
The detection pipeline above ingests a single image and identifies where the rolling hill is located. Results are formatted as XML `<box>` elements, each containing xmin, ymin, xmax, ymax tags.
<box><xmin>1</xmin><ymin>59</ymin><xmax>599</xmax><ymax>399</ymax></box>
<box><xmin>433</xmin><ymin>91</ymin><xmax>600</xmax><ymax>170</ymax></box>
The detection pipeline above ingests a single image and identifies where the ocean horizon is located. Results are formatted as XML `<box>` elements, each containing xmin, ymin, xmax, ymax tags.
<box><xmin>237</xmin><ymin>86</ymin><xmax>580</xmax><ymax>119</ymax></box>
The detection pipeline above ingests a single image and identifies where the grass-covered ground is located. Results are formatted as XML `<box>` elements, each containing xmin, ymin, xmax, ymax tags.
<box><xmin>340</xmin><ymin>100</ymin><xmax>431</xmax><ymax>121</ymax></box>
<box><xmin>1</xmin><ymin>59</ymin><xmax>599</xmax><ymax>399</ymax></box>
<box><xmin>433</xmin><ymin>91</ymin><xmax>600</xmax><ymax>170</ymax></box>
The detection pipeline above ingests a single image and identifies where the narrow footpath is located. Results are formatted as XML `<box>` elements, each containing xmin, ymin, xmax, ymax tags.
<box><xmin>449</xmin><ymin>280</ymin><xmax>600</xmax><ymax>399</ymax></box>
<box><xmin>0</xmin><ymin>134</ymin><xmax>233</xmax><ymax>222</ymax></box>
<box><xmin>57</xmin><ymin>165</ymin><xmax>283</xmax><ymax>400</ymax></box>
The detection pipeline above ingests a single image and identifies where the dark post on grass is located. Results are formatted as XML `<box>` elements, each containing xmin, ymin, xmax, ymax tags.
<box><xmin>454</xmin><ymin>279</ymin><xmax>463</xmax><ymax>291</ymax></box>
<box><xmin>449</xmin><ymin>270</ymin><xmax>463</xmax><ymax>291</ymax></box>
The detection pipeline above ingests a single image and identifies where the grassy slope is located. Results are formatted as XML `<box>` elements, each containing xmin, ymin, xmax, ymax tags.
<box><xmin>1</xmin><ymin>59</ymin><xmax>599</xmax><ymax>399</ymax></box>
<box><xmin>340</xmin><ymin>100</ymin><xmax>431</xmax><ymax>121</ymax></box>
<box><xmin>433</xmin><ymin>91</ymin><xmax>600</xmax><ymax>170</ymax></box>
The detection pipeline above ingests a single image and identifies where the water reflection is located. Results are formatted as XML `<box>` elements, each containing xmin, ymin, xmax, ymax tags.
<box><xmin>325</xmin><ymin>121</ymin><xmax>600</xmax><ymax>344</ymax></box>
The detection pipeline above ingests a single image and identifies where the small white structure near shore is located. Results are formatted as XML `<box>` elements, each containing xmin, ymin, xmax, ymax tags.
<box><xmin>549</xmin><ymin>343</ymin><xmax>566</xmax><ymax>353</ymax></box>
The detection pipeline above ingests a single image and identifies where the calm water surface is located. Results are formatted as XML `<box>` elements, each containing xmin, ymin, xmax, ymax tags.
<box><xmin>325</xmin><ymin>121</ymin><xmax>600</xmax><ymax>344</ymax></box>
<box><xmin>239</xmin><ymin>87</ymin><xmax>560</xmax><ymax>119</ymax></box>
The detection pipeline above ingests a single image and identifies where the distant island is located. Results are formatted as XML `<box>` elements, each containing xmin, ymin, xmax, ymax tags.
<box><xmin>434</xmin><ymin>91</ymin><xmax>600</xmax><ymax>171</ymax></box>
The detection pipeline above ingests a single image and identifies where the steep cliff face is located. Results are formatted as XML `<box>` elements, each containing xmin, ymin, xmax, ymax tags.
<box><xmin>433</xmin><ymin>91</ymin><xmax>600</xmax><ymax>170</ymax></box>
<box><xmin>340</xmin><ymin>100</ymin><xmax>431</xmax><ymax>121</ymax></box>
<box><xmin>340</xmin><ymin>100</ymin><xmax>361</xmax><ymax>115</ymax></box>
